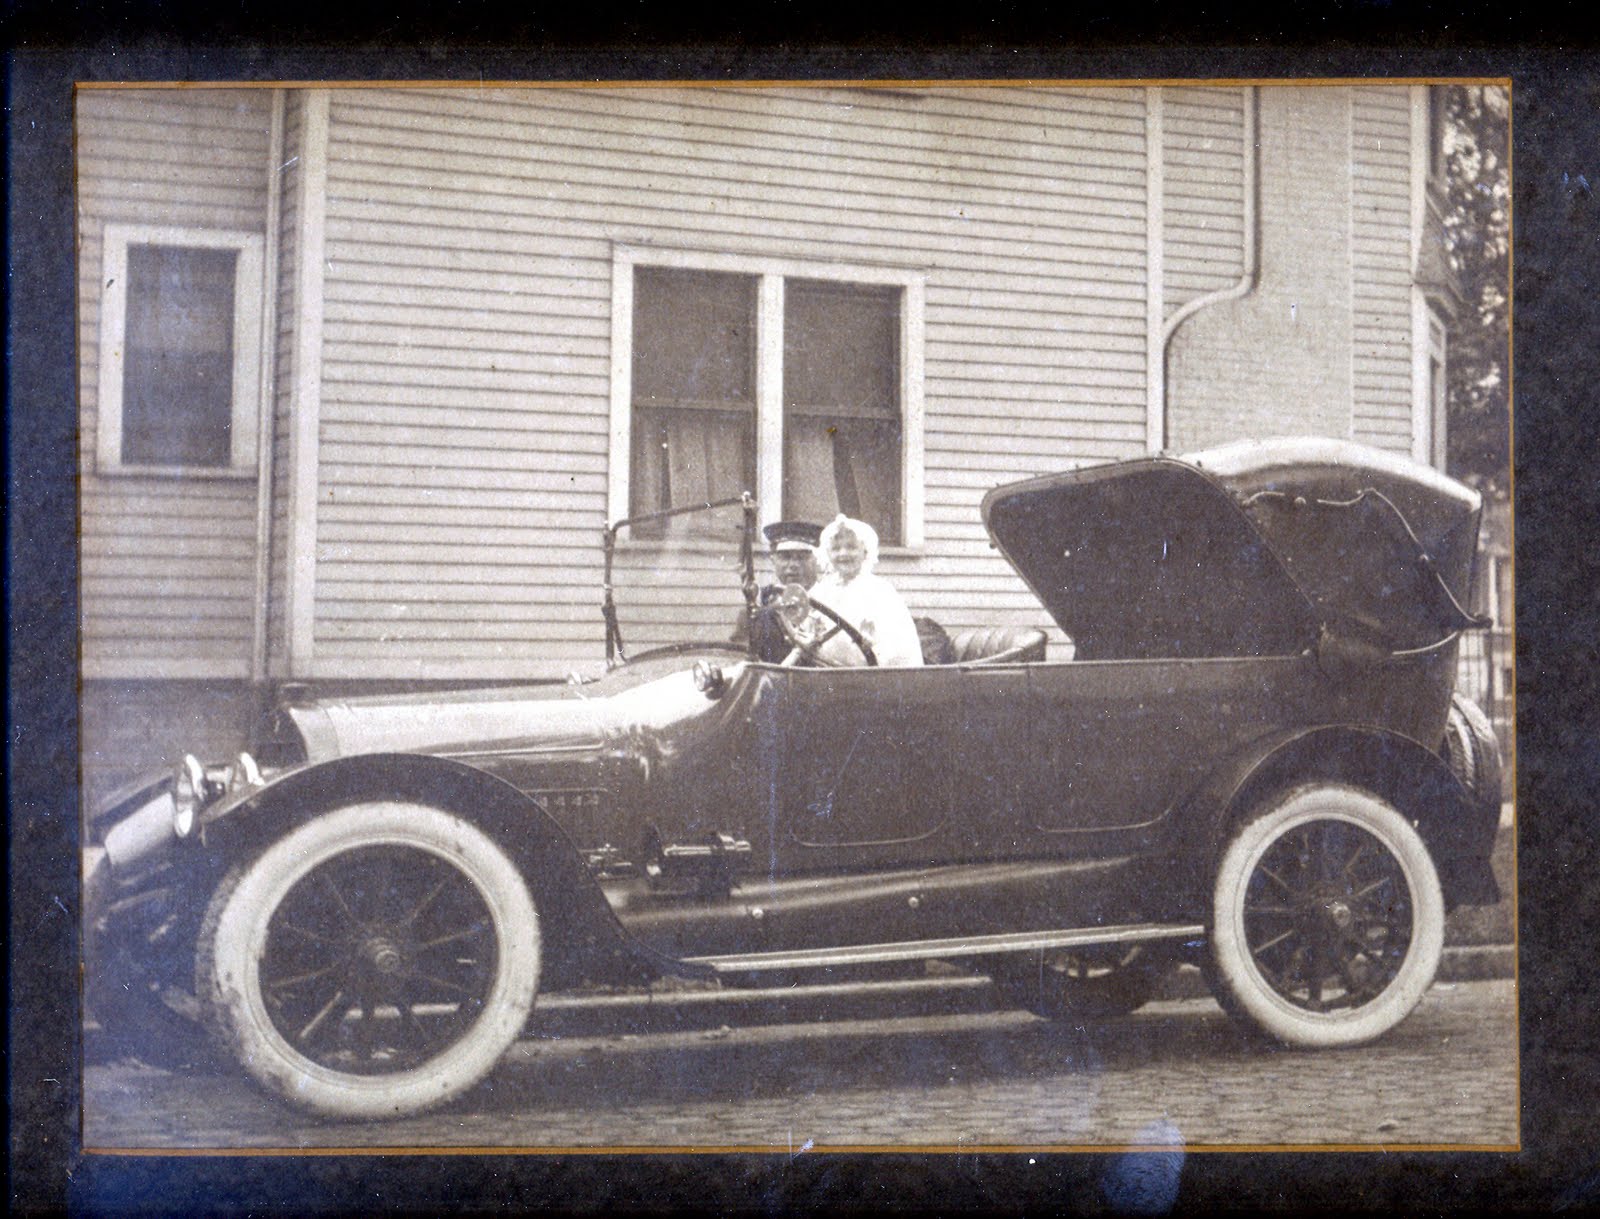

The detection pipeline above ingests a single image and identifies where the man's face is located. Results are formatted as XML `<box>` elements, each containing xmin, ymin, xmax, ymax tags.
<box><xmin>772</xmin><ymin>547</ymin><xmax>817</xmax><ymax>589</ymax></box>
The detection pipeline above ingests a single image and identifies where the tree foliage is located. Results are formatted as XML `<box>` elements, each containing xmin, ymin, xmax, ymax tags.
<box><xmin>1443</xmin><ymin>85</ymin><xmax>1511</xmax><ymax>494</ymax></box>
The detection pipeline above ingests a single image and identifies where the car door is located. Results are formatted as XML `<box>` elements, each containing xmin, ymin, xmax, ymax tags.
<box><xmin>768</xmin><ymin>666</ymin><xmax>955</xmax><ymax>870</ymax></box>
<box><xmin>943</xmin><ymin>661</ymin><xmax>1040</xmax><ymax>858</ymax></box>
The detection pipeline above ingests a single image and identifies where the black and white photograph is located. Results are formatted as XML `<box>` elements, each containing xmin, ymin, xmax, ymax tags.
<box><xmin>72</xmin><ymin>78</ymin><xmax>1518</xmax><ymax>1155</ymax></box>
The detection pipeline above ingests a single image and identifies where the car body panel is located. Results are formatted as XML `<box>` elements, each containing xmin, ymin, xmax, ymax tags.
<box><xmin>87</xmin><ymin>436</ymin><xmax>1503</xmax><ymax>1011</ymax></box>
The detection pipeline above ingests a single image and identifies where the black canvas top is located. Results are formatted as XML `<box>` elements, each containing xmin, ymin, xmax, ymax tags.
<box><xmin>982</xmin><ymin>437</ymin><xmax>1484</xmax><ymax>660</ymax></box>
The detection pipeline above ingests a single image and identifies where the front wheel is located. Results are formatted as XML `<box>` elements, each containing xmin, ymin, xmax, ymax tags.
<box><xmin>1208</xmin><ymin>784</ymin><xmax>1444</xmax><ymax>1049</ymax></box>
<box><xmin>197</xmin><ymin>802</ymin><xmax>541</xmax><ymax>1121</ymax></box>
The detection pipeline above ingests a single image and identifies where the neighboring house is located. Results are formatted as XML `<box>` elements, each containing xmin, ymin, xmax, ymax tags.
<box><xmin>77</xmin><ymin>82</ymin><xmax>1462</xmax><ymax>806</ymax></box>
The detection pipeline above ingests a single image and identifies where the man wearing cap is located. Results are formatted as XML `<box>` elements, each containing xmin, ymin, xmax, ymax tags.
<box><xmin>732</xmin><ymin>520</ymin><xmax>823</xmax><ymax>662</ymax></box>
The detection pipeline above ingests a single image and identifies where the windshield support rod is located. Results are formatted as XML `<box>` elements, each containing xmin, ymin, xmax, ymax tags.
<box><xmin>739</xmin><ymin>493</ymin><xmax>758</xmax><ymax>656</ymax></box>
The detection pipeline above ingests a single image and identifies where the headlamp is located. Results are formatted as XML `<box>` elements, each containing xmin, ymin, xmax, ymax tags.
<box><xmin>172</xmin><ymin>751</ymin><xmax>262</xmax><ymax>840</ymax></box>
<box><xmin>172</xmin><ymin>754</ymin><xmax>206</xmax><ymax>839</ymax></box>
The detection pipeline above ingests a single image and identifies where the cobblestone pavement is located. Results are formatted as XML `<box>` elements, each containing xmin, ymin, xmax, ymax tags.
<box><xmin>82</xmin><ymin>978</ymin><xmax>1517</xmax><ymax>1152</ymax></box>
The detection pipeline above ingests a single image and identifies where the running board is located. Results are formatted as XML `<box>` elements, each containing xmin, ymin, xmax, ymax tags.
<box><xmin>682</xmin><ymin>921</ymin><xmax>1207</xmax><ymax>974</ymax></box>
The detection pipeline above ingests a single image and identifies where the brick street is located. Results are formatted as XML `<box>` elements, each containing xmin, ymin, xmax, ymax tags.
<box><xmin>83</xmin><ymin>976</ymin><xmax>1517</xmax><ymax>1152</ymax></box>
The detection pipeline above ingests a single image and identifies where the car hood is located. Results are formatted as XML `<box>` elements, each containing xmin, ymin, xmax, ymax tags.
<box><xmin>286</xmin><ymin>655</ymin><xmax>742</xmax><ymax>763</ymax></box>
<box><xmin>982</xmin><ymin>437</ymin><xmax>1484</xmax><ymax>660</ymax></box>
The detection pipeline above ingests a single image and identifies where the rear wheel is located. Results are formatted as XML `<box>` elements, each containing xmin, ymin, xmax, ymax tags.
<box><xmin>1208</xmin><ymin>784</ymin><xmax>1444</xmax><ymax>1048</ymax></box>
<box><xmin>197</xmin><ymin>802</ymin><xmax>540</xmax><ymax>1121</ymax></box>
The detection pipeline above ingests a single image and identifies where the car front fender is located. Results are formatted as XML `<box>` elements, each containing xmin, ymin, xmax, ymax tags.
<box><xmin>198</xmin><ymin>752</ymin><xmax>657</xmax><ymax>989</ymax></box>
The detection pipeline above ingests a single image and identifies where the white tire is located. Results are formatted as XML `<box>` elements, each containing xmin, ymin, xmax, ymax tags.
<box><xmin>198</xmin><ymin>802</ymin><xmax>540</xmax><ymax>1121</ymax></box>
<box><xmin>1209</xmin><ymin>784</ymin><xmax>1444</xmax><ymax>1048</ymax></box>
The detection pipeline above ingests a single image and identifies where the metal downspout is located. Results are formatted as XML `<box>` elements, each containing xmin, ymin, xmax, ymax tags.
<box><xmin>251</xmin><ymin>89</ymin><xmax>286</xmax><ymax>687</ymax></box>
<box><xmin>1156</xmin><ymin>85</ymin><xmax>1261</xmax><ymax>449</ymax></box>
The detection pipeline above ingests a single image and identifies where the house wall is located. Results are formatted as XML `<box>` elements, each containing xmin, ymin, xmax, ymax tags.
<box><xmin>300</xmin><ymin>85</ymin><xmax>1164</xmax><ymax>680</ymax></box>
<box><xmin>1160</xmin><ymin>85</ymin><xmax>1421</xmax><ymax>456</ymax></box>
<box><xmin>76</xmin><ymin>89</ymin><xmax>275</xmax><ymax>681</ymax></box>
<box><xmin>77</xmin><ymin>84</ymin><xmax>1435</xmax><ymax>802</ymax></box>
<box><xmin>1161</xmin><ymin>88</ymin><xmax>1248</xmax><ymax>318</ymax></box>
<box><xmin>81</xmin><ymin>681</ymin><xmax>261</xmax><ymax>812</ymax></box>
<box><xmin>1349</xmin><ymin>86</ymin><xmax>1419</xmax><ymax>453</ymax></box>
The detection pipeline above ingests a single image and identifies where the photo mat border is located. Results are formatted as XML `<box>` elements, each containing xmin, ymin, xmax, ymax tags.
<box><xmin>9</xmin><ymin>36</ymin><xmax>1595</xmax><ymax>1216</ymax></box>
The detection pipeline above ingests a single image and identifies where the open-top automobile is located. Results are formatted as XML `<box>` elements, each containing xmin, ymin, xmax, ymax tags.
<box><xmin>84</xmin><ymin>436</ymin><xmax>1505</xmax><ymax>1121</ymax></box>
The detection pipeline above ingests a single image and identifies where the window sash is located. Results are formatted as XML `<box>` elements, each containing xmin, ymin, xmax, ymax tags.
<box><xmin>631</xmin><ymin>266</ymin><xmax>757</xmax><ymax>408</ymax></box>
<box><xmin>95</xmin><ymin>224</ymin><xmax>263</xmax><ymax>478</ymax></box>
<box><xmin>120</xmin><ymin>244</ymin><xmax>239</xmax><ymax>468</ymax></box>
<box><xmin>611</xmin><ymin>247</ymin><xmax>923</xmax><ymax>547</ymax></box>
<box><xmin>627</xmin><ymin>267</ymin><xmax>757</xmax><ymax>531</ymax></box>
<box><xmin>781</xmin><ymin>279</ymin><xmax>903</xmax><ymax>543</ymax></box>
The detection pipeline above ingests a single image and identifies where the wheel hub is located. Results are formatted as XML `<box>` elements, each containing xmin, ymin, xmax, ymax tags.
<box><xmin>361</xmin><ymin>934</ymin><xmax>407</xmax><ymax>976</ymax></box>
<box><xmin>1322</xmin><ymin>897</ymin><xmax>1354</xmax><ymax>930</ymax></box>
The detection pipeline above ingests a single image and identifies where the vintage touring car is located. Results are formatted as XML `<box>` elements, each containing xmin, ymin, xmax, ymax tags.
<box><xmin>84</xmin><ymin>437</ymin><xmax>1504</xmax><ymax>1120</ymax></box>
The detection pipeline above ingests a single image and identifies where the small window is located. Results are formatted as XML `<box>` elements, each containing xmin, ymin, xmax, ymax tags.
<box><xmin>97</xmin><ymin>225</ymin><xmax>263</xmax><ymax>476</ymax></box>
<box><xmin>783</xmin><ymin>280</ymin><xmax>903</xmax><ymax>545</ymax></box>
<box><xmin>1428</xmin><ymin>311</ymin><xmax>1449</xmax><ymax>470</ymax></box>
<box><xmin>628</xmin><ymin>266</ymin><xmax>757</xmax><ymax>533</ymax></box>
<box><xmin>1426</xmin><ymin>87</ymin><xmax>1448</xmax><ymax>182</ymax></box>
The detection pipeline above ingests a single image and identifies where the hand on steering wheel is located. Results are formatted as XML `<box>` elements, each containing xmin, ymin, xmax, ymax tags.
<box><xmin>773</xmin><ymin>585</ymin><xmax>878</xmax><ymax>667</ymax></box>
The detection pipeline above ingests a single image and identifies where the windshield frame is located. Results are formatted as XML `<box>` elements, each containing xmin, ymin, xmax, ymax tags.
<box><xmin>602</xmin><ymin>493</ymin><xmax>759</xmax><ymax>666</ymax></box>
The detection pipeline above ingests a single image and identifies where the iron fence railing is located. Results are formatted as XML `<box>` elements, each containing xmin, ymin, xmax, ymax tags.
<box><xmin>1456</xmin><ymin>628</ymin><xmax>1514</xmax><ymax>797</ymax></box>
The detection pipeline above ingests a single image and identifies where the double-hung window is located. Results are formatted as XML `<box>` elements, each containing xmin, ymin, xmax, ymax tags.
<box><xmin>782</xmin><ymin>279</ymin><xmax>903</xmax><ymax>539</ymax></box>
<box><xmin>628</xmin><ymin>266</ymin><xmax>758</xmax><ymax>535</ymax></box>
<box><xmin>96</xmin><ymin>224</ymin><xmax>264</xmax><ymax>476</ymax></box>
<box><xmin>615</xmin><ymin>249</ymin><xmax>923</xmax><ymax>546</ymax></box>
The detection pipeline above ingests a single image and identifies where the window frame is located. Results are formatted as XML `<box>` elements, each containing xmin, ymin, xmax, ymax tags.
<box><xmin>1427</xmin><ymin>308</ymin><xmax>1449</xmax><ymax>470</ymax></box>
<box><xmin>1425</xmin><ymin>85</ymin><xmax>1448</xmax><ymax>185</ymax></box>
<box><xmin>96</xmin><ymin>223</ymin><xmax>265</xmax><ymax>479</ymax></box>
<box><xmin>610</xmin><ymin>245</ymin><xmax>925</xmax><ymax>549</ymax></box>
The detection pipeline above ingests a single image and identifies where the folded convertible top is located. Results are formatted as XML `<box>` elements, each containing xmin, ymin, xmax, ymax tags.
<box><xmin>982</xmin><ymin>437</ymin><xmax>1484</xmax><ymax>660</ymax></box>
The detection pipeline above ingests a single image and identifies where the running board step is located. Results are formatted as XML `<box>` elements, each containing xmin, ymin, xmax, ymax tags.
<box><xmin>683</xmin><ymin>921</ymin><xmax>1207</xmax><ymax>974</ymax></box>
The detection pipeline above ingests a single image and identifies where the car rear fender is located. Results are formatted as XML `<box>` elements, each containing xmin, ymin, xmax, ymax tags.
<box><xmin>199</xmin><ymin>753</ymin><xmax>656</xmax><ymax>989</ymax></box>
<box><xmin>1166</xmin><ymin>724</ymin><xmax>1501</xmax><ymax>914</ymax></box>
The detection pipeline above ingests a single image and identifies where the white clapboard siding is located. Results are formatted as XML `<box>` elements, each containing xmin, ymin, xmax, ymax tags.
<box><xmin>77</xmin><ymin>88</ymin><xmax>273</xmax><ymax>679</ymax></box>
<box><xmin>308</xmin><ymin>85</ymin><xmax>1148</xmax><ymax>676</ymax></box>
<box><xmin>1162</xmin><ymin>88</ymin><xmax>1247</xmax><ymax>318</ymax></box>
<box><xmin>1350</xmin><ymin>86</ymin><xmax>1417</xmax><ymax>452</ymax></box>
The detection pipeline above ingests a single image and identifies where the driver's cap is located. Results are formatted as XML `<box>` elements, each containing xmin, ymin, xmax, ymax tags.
<box><xmin>763</xmin><ymin>520</ymin><xmax>822</xmax><ymax>552</ymax></box>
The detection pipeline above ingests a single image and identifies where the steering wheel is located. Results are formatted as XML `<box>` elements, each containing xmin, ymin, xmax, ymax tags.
<box><xmin>774</xmin><ymin>586</ymin><xmax>878</xmax><ymax>667</ymax></box>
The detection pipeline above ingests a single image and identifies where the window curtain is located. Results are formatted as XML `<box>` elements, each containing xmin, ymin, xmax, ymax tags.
<box><xmin>784</xmin><ymin>418</ymin><xmax>898</xmax><ymax>541</ymax></box>
<box><xmin>633</xmin><ymin>407</ymin><xmax>751</xmax><ymax>536</ymax></box>
<box><xmin>783</xmin><ymin>279</ymin><xmax>902</xmax><ymax>544</ymax></box>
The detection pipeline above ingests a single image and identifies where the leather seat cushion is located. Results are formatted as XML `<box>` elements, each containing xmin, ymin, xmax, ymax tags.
<box><xmin>947</xmin><ymin>626</ymin><xmax>1049</xmax><ymax>664</ymax></box>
